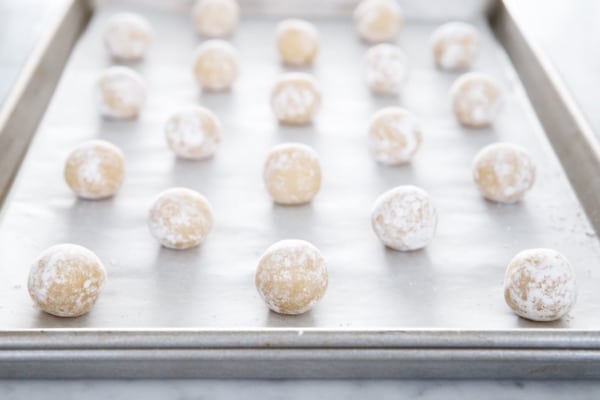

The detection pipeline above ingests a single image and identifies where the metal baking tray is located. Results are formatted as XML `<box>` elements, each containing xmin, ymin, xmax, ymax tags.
<box><xmin>1</xmin><ymin>0</ymin><xmax>600</xmax><ymax>379</ymax></box>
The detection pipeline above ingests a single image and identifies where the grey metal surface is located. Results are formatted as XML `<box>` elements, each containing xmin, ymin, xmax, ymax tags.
<box><xmin>0</xmin><ymin>0</ymin><xmax>599</xmax><ymax>378</ymax></box>
<box><xmin>0</xmin><ymin>0</ymin><xmax>91</xmax><ymax>205</ymax></box>
<box><xmin>491</xmin><ymin>0</ymin><xmax>600</xmax><ymax>234</ymax></box>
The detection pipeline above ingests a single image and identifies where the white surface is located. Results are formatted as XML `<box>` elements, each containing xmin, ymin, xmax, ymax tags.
<box><xmin>1</xmin><ymin>379</ymin><xmax>600</xmax><ymax>399</ymax></box>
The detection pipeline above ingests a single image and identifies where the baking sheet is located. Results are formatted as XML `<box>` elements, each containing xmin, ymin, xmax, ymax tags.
<box><xmin>1</xmin><ymin>1</ymin><xmax>599</xmax><ymax>333</ymax></box>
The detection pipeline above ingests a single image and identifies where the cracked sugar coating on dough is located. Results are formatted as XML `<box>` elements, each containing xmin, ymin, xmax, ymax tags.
<box><xmin>28</xmin><ymin>244</ymin><xmax>106</xmax><ymax>317</ymax></box>
<box><xmin>192</xmin><ymin>0</ymin><xmax>240</xmax><ymax>38</ymax></box>
<box><xmin>371</xmin><ymin>185</ymin><xmax>437</xmax><ymax>251</ymax></box>
<box><xmin>271</xmin><ymin>73</ymin><xmax>321</xmax><ymax>125</ymax></box>
<box><xmin>431</xmin><ymin>21</ymin><xmax>479</xmax><ymax>70</ymax></box>
<box><xmin>368</xmin><ymin>107</ymin><xmax>422</xmax><ymax>165</ymax></box>
<box><xmin>450</xmin><ymin>72</ymin><xmax>501</xmax><ymax>127</ymax></box>
<box><xmin>276</xmin><ymin>19</ymin><xmax>319</xmax><ymax>67</ymax></box>
<box><xmin>103</xmin><ymin>12</ymin><xmax>152</xmax><ymax>61</ymax></box>
<box><xmin>255</xmin><ymin>239</ymin><xmax>328</xmax><ymax>315</ymax></box>
<box><xmin>353</xmin><ymin>0</ymin><xmax>403</xmax><ymax>43</ymax></box>
<box><xmin>473</xmin><ymin>142</ymin><xmax>536</xmax><ymax>203</ymax></box>
<box><xmin>64</xmin><ymin>140</ymin><xmax>125</xmax><ymax>200</ymax></box>
<box><xmin>165</xmin><ymin>106</ymin><xmax>221</xmax><ymax>160</ymax></box>
<box><xmin>504</xmin><ymin>248</ymin><xmax>577</xmax><ymax>322</ymax></box>
<box><xmin>264</xmin><ymin>143</ymin><xmax>321</xmax><ymax>205</ymax></box>
<box><xmin>96</xmin><ymin>66</ymin><xmax>146</xmax><ymax>119</ymax></box>
<box><xmin>193</xmin><ymin>40</ymin><xmax>239</xmax><ymax>91</ymax></box>
<box><xmin>148</xmin><ymin>188</ymin><xmax>214</xmax><ymax>250</ymax></box>
<box><xmin>364</xmin><ymin>44</ymin><xmax>408</xmax><ymax>94</ymax></box>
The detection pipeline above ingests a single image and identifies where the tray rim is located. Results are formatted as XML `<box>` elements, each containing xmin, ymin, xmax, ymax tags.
<box><xmin>0</xmin><ymin>0</ymin><xmax>92</xmax><ymax>209</ymax></box>
<box><xmin>2</xmin><ymin>328</ymin><xmax>600</xmax><ymax>349</ymax></box>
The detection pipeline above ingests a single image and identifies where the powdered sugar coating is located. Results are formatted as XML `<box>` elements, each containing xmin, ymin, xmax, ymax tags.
<box><xmin>103</xmin><ymin>12</ymin><xmax>152</xmax><ymax>61</ymax></box>
<box><xmin>96</xmin><ymin>66</ymin><xmax>146</xmax><ymax>119</ymax></box>
<box><xmin>364</xmin><ymin>44</ymin><xmax>408</xmax><ymax>94</ymax></box>
<box><xmin>264</xmin><ymin>143</ymin><xmax>321</xmax><ymax>205</ymax></box>
<box><xmin>276</xmin><ymin>19</ymin><xmax>319</xmax><ymax>66</ymax></box>
<box><xmin>148</xmin><ymin>188</ymin><xmax>214</xmax><ymax>250</ymax></box>
<box><xmin>371</xmin><ymin>185</ymin><xmax>438</xmax><ymax>251</ymax></box>
<box><xmin>504</xmin><ymin>248</ymin><xmax>577</xmax><ymax>322</ymax></box>
<box><xmin>191</xmin><ymin>0</ymin><xmax>240</xmax><ymax>38</ymax></box>
<box><xmin>473</xmin><ymin>142</ymin><xmax>536</xmax><ymax>203</ymax></box>
<box><xmin>353</xmin><ymin>0</ymin><xmax>403</xmax><ymax>43</ymax></box>
<box><xmin>431</xmin><ymin>21</ymin><xmax>479</xmax><ymax>70</ymax></box>
<box><xmin>64</xmin><ymin>140</ymin><xmax>125</xmax><ymax>200</ymax></box>
<box><xmin>28</xmin><ymin>244</ymin><xmax>106</xmax><ymax>317</ymax></box>
<box><xmin>450</xmin><ymin>72</ymin><xmax>502</xmax><ymax>127</ymax></box>
<box><xmin>165</xmin><ymin>106</ymin><xmax>221</xmax><ymax>160</ymax></box>
<box><xmin>270</xmin><ymin>73</ymin><xmax>321</xmax><ymax>125</ymax></box>
<box><xmin>368</xmin><ymin>107</ymin><xmax>422</xmax><ymax>164</ymax></box>
<box><xmin>255</xmin><ymin>239</ymin><xmax>328</xmax><ymax>315</ymax></box>
<box><xmin>193</xmin><ymin>40</ymin><xmax>239</xmax><ymax>91</ymax></box>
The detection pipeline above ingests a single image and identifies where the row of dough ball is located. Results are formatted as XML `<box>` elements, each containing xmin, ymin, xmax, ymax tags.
<box><xmin>62</xmin><ymin>139</ymin><xmax>320</xmax><ymax>206</ymax></box>
<box><xmin>67</xmin><ymin>116</ymin><xmax>535</xmax><ymax>242</ymax></box>
<box><xmin>95</xmin><ymin>64</ymin><xmax>320</xmax><ymax>125</ymax></box>
<box><xmin>27</xmin><ymin>240</ymin><xmax>576</xmax><ymax>321</ymax></box>
<box><xmin>104</xmin><ymin>0</ymin><xmax>479</xmax><ymax>71</ymax></box>
<box><xmin>26</xmin><ymin>238</ymin><xmax>327</xmax><ymax>317</ymax></box>
<box><xmin>97</xmin><ymin>62</ymin><xmax>501</xmax><ymax>130</ymax></box>
<box><xmin>63</xmin><ymin>116</ymin><xmax>535</xmax><ymax>207</ymax></box>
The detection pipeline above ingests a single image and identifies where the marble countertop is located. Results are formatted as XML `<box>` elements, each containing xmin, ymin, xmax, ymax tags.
<box><xmin>2</xmin><ymin>379</ymin><xmax>600</xmax><ymax>398</ymax></box>
<box><xmin>1</xmin><ymin>0</ymin><xmax>600</xmax><ymax>397</ymax></box>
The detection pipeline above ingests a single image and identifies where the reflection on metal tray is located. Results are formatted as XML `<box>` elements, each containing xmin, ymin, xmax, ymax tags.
<box><xmin>0</xmin><ymin>0</ymin><xmax>599</xmax><ymax>379</ymax></box>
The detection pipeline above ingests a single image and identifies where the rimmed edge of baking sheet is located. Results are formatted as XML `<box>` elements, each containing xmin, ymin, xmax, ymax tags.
<box><xmin>492</xmin><ymin>0</ymin><xmax>600</xmax><ymax>234</ymax></box>
<box><xmin>0</xmin><ymin>0</ymin><xmax>91</xmax><ymax>209</ymax></box>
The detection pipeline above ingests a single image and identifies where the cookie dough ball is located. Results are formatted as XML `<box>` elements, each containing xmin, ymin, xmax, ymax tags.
<box><xmin>473</xmin><ymin>143</ymin><xmax>536</xmax><ymax>203</ymax></box>
<box><xmin>165</xmin><ymin>106</ymin><xmax>221</xmax><ymax>160</ymax></box>
<box><xmin>64</xmin><ymin>140</ymin><xmax>125</xmax><ymax>200</ymax></box>
<box><xmin>431</xmin><ymin>21</ymin><xmax>479</xmax><ymax>70</ymax></box>
<box><xmin>192</xmin><ymin>0</ymin><xmax>240</xmax><ymax>38</ymax></box>
<box><xmin>504</xmin><ymin>248</ymin><xmax>577</xmax><ymax>322</ymax></box>
<box><xmin>276</xmin><ymin>19</ymin><xmax>319</xmax><ymax>67</ymax></box>
<box><xmin>148</xmin><ymin>188</ymin><xmax>214</xmax><ymax>250</ymax></box>
<box><xmin>96</xmin><ymin>66</ymin><xmax>146</xmax><ymax>119</ymax></box>
<box><xmin>28</xmin><ymin>244</ymin><xmax>107</xmax><ymax>317</ymax></box>
<box><xmin>368</xmin><ymin>107</ymin><xmax>422</xmax><ymax>165</ymax></box>
<box><xmin>353</xmin><ymin>0</ymin><xmax>403</xmax><ymax>43</ymax></box>
<box><xmin>193</xmin><ymin>40</ymin><xmax>239</xmax><ymax>91</ymax></box>
<box><xmin>255</xmin><ymin>239</ymin><xmax>328</xmax><ymax>315</ymax></box>
<box><xmin>451</xmin><ymin>72</ymin><xmax>502</xmax><ymax>127</ymax></box>
<box><xmin>364</xmin><ymin>44</ymin><xmax>408</xmax><ymax>94</ymax></box>
<box><xmin>270</xmin><ymin>73</ymin><xmax>321</xmax><ymax>125</ymax></box>
<box><xmin>264</xmin><ymin>143</ymin><xmax>321</xmax><ymax>205</ymax></box>
<box><xmin>371</xmin><ymin>185</ymin><xmax>437</xmax><ymax>251</ymax></box>
<box><xmin>103</xmin><ymin>12</ymin><xmax>152</xmax><ymax>61</ymax></box>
